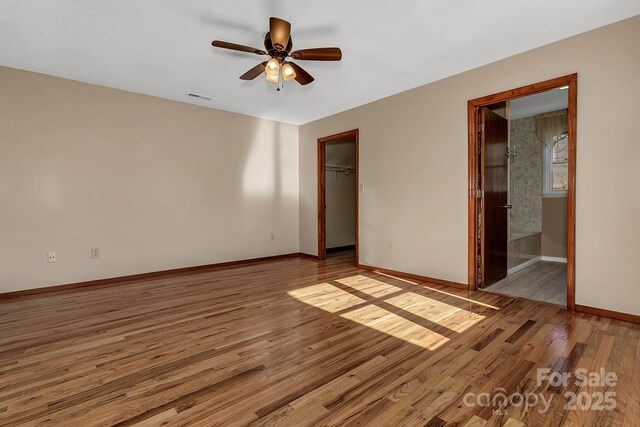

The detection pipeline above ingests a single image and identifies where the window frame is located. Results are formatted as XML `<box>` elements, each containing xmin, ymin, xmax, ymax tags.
<box><xmin>543</xmin><ymin>135</ymin><xmax>569</xmax><ymax>197</ymax></box>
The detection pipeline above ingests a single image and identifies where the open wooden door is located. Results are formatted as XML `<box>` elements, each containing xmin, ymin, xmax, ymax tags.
<box><xmin>480</xmin><ymin>107</ymin><xmax>509</xmax><ymax>287</ymax></box>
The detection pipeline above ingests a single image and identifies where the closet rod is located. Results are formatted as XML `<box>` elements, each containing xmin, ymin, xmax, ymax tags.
<box><xmin>325</xmin><ymin>164</ymin><xmax>356</xmax><ymax>175</ymax></box>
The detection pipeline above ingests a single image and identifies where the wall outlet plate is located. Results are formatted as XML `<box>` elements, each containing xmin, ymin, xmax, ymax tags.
<box><xmin>91</xmin><ymin>248</ymin><xmax>100</xmax><ymax>259</ymax></box>
<box><xmin>48</xmin><ymin>251</ymin><xmax>57</xmax><ymax>263</ymax></box>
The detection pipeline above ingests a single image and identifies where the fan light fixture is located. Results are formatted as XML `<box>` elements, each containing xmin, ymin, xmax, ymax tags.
<box><xmin>211</xmin><ymin>17</ymin><xmax>343</xmax><ymax>90</ymax></box>
<box><xmin>282</xmin><ymin>63</ymin><xmax>297</xmax><ymax>81</ymax></box>
<box><xmin>265</xmin><ymin>73</ymin><xmax>279</xmax><ymax>83</ymax></box>
<box><xmin>265</xmin><ymin>58</ymin><xmax>280</xmax><ymax>83</ymax></box>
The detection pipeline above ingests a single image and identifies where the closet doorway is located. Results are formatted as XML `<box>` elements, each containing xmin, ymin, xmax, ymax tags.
<box><xmin>317</xmin><ymin>129</ymin><xmax>359</xmax><ymax>262</ymax></box>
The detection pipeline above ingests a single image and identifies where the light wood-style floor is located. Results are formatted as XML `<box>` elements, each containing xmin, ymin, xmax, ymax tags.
<box><xmin>1</xmin><ymin>251</ymin><xmax>638</xmax><ymax>426</ymax></box>
<box><xmin>484</xmin><ymin>261</ymin><xmax>567</xmax><ymax>306</ymax></box>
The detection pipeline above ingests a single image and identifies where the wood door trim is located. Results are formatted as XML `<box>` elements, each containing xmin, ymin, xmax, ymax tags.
<box><xmin>468</xmin><ymin>74</ymin><xmax>577</xmax><ymax>311</ymax></box>
<box><xmin>317</xmin><ymin>129</ymin><xmax>359</xmax><ymax>261</ymax></box>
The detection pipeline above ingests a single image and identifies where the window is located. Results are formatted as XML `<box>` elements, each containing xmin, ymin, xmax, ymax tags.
<box><xmin>543</xmin><ymin>135</ymin><xmax>568</xmax><ymax>196</ymax></box>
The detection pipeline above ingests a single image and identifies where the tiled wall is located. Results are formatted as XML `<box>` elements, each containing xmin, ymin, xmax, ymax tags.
<box><xmin>508</xmin><ymin>115</ymin><xmax>543</xmax><ymax>269</ymax></box>
<box><xmin>508</xmin><ymin>233</ymin><xmax>541</xmax><ymax>270</ymax></box>
<box><xmin>509</xmin><ymin>116</ymin><xmax>543</xmax><ymax>239</ymax></box>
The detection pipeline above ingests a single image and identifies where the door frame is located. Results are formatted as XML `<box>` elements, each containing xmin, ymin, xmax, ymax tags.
<box><xmin>317</xmin><ymin>129</ymin><xmax>359</xmax><ymax>261</ymax></box>
<box><xmin>467</xmin><ymin>74</ymin><xmax>577</xmax><ymax>310</ymax></box>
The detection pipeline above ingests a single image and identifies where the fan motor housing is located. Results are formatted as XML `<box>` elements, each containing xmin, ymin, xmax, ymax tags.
<box><xmin>265</xmin><ymin>32</ymin><xmax>293</xmax><ymax>60</ymax></box>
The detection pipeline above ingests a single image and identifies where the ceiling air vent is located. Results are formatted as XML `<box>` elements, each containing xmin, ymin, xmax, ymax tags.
<box><xmin>187</xmin><ymin>92</ymin><xmax>212</xmax><ymax>101</ymax></box>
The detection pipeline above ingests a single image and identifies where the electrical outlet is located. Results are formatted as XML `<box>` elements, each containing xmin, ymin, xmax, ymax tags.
<box><xmin>387</xmin><ymin>241</ymin><xmax>393</xmax><ymax>250</ymax></box>
<box><xmin>48</xmin><ymin>251</ymin><xmax>57</xmax><ymax>263</ymax></box>
<box><xmin>359</xmin><ymin>183</ymin><xmax>365</xmax><ymax>193</ymax></box>
<box><xmin>91</xmin><ymin>248</ymin><xmax>100</xmax><ymax>259</ymax></box>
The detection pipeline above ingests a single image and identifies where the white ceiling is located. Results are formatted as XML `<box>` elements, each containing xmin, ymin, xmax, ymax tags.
<box><xmin>510</xmin><ymin>88</ymin><xmax>568</xmax><ymax>120</ymax></box>
<box><xmin>1</xmin><ymin>1</ymin><xmax>638</xmax><ymax>125</ymax></box>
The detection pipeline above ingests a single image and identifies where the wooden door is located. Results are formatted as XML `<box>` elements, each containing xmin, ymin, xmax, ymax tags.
<box><xmin>480</xmin><ymin>107</ymin><xmax>509</xmax><ymax>287</ymax></box>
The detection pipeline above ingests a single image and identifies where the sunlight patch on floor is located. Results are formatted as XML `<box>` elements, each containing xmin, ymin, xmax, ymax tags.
<box><xmin>288</xmin><ymin>282</ymin><xmax>367</xmax><ymax>313</ymax></box>
<box><xmin>374</xmin><ymin>271</ymin><xmax>500</xmax><ymax>310</ymax></box>
<box><xmin>334</xmin><ymin>275</ymin><xmax>403</xmax><ymax>297</ymax></box>
<box><xmin>338</xmin><ymin>304</ymin><xmax>449</xmax><ymax>350</ymax></box>
<box><xmin>420</xmin><ymin>285</ymin><xmax>500</xmax><ymax>310</ymax></box>
<box><xmin>373</xmin><ymin>271</ymin><xmax>419</xmax><ymax>285</ymax></box>
<box><xmin>288</xmin><ymin>275</ymin><xmax>492</xmax><ymax>349</ymax></box>
<box><xmin>384</xmin><ymin>292</ymin><xmax>486</xmax><ymax>333</ymax></box>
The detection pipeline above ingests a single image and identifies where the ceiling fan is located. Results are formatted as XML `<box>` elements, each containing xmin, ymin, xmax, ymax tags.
<box><xmin>211</xmin><ymin>17</ymin><xmax>342</xmax><ymax>89</ymax></box>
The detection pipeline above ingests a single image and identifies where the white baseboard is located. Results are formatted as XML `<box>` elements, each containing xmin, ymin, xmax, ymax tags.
<box><xmin>541</xmin><ymin>256</ymin><xmax>568</xmax><ymax>263</ymax></box>
<box><xmin>508</xmin><ymin>256</ymin><xmax>541</xmax><ymax>275</ymax></box>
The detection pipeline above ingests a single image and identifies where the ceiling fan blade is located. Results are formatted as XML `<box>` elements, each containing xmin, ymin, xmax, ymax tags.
<box><xmin>211</xmin><ymin>40</ymin><xmax>267</xmax><ymax>55</ymax></box>
<box><xmin>269</xmin><ymin>17</ymin><xmax>291</xmax><ymax>51</ymax></box>
<box><xmin>240</xmin><ymin>62</ymin><xmax>268</xmax><ymax>80</ymax></box>
<box><xmin>289</xmin><ymin>62</ymin><xmax>314</xmax><ymax>85</ymax></box>
<box><xmin>291</xmin><ymin>47</ymin><xmax>342</xmax><ymax>61</ymax></box>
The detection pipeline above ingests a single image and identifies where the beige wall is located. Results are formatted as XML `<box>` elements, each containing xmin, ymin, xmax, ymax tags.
<box><xmin>542</xmin><ymin>197</ymin><xmax>568</xmax><ymax>258</ymax></box>
<box><xmin>0</xmin><ymin>66</ymin><xmax>299</xmax><ymax>293</ymax></box>
<box><xmin>299</xmin><ymin>17</ymin><xmax>640</xmax><ymax>315</ymax></box>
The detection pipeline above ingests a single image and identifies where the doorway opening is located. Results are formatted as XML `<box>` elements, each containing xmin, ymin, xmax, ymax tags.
<box><xmin>468</xmin><ymin>75</ymin><xmax>576</xmax><ymax>309</ymax></box>
<box><xmin>318</xmin><ymin>129</ymin><xmax>359</xmax><ymax>263</ymax></box>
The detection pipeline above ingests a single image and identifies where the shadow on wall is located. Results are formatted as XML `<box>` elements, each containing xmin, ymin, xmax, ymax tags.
<box><xmin>239</xmin><ymin>120</ymin><xmax>298</xmax><ymax>254</ymax></box>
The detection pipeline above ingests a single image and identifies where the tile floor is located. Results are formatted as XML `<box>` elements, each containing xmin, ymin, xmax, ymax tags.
<box><xmin>483</xmin><ymin>260</ymin><xmax>567</xmax><ymax>306</ymax></box>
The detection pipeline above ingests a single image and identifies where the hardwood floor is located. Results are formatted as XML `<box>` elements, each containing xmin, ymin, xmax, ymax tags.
<box><xmin>0</xmin><ymin>251</ymin><xmax>638</xmax><ymax>426</ymax></box>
